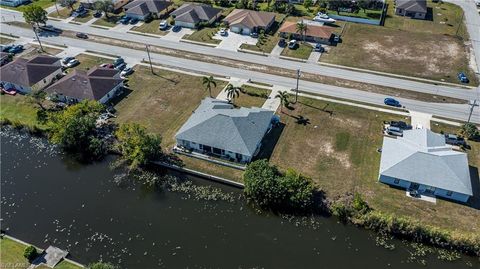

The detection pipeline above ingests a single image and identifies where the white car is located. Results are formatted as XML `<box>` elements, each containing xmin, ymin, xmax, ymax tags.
<box><xmin>219</xmin><ymin>28</ymin><xmax>227</xmax><ymax>36</ymax></box>
<box><xmin>288</xmin><ymin>40</ymin><xmax>297</xmax><ymax>49</ymax></box>
<box><xmin>65</xmin><ymin>59</ymin><xmax>79</xmax><ymax>68</ymax></box>
<box><xmin>159</xmin><ymin>20</ymin><xmax>168</xmax><ymax>30</ymax></box>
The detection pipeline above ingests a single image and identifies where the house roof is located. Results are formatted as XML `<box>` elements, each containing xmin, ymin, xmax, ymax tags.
<box><xmin>124</xmin><ymin>0</ymin><xmax>171</xmax><ymax>16</ymax></box>
<box><xmin>396</xmin><ymin>0</ymin><xmax>427</xmax><ymax>13</ymax></box>
<box><xmin>279</xmin><ymin>21</ymin><xmax>335</xmax><ymax>39</ymax></box>
<box><xmin>0</xmin><ymin>55</ymin><xmax>61</xmax><ymax>88</ymax></box>
<box><xmin>44</xmin><ymin>66</ymin><xmax>122</xmax><ymax>101</ymax></box>
<box><xmin>379</xmin><ymin>129</ymin><xmax>472</xmax><ymax>196</ymax></box>
<box><xmin>176</xmin><ymin>98</ymin><xmax>274</xmax><ymax>157</ymax></box>
<box><xmin>223</xmin><ymin>9</ymin><xmax>275</xmax><ymax>29</ymax></box>
<box><xmin>170</xmin><ymin>3</ymin><xmax>221</xmax><ymax>23</ymax></box>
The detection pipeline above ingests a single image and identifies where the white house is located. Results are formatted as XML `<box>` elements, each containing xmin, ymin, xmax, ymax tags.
<box><xmin>379</xmin><ymin>129</ymin><xmax>472</xmax><ymax>203</ymax></box>
<box><xmin>175</xmin><ymin>98</ymin><xmax>274</xmax><ymax>163</ymax></box>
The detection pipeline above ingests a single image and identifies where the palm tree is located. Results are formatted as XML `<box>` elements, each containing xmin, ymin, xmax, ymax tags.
<box><xmin>275</xmin><ymin>90</ymin><xmax>290</xmax><ymax>113</ymax></box>
<box><xmin>225</xmin><ymin>84</ymin><xmax>241</xmax><ymax>104</ymax></box>
<box><xmin>202</xmin><ymin>76</ymin><xmax>217</xmax><ymax>97</ymax></box>
<box><xmin>295</xmin><ymin>21</ymin><xmax>307</xmax><ymax>43</ymax></box>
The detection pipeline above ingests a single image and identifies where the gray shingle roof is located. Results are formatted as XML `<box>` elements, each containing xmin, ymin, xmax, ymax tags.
<box><xmin>176</xmin><ymin>98</ymin><xmax>274</xmax><ymax>157</ymax></box>
<box><xmin>124</xmin><ymin>0</ymin><xmax>171</xmax><ymax>16</ymax></box>
<box><xmin>0</xmin><ymin>55</ymin><xmax>61</xmax><ymax>88</ymax></box>
<box><xmin>379</xmin><ymin>129</ymin><xmax>472</xmax><ymax>195</ymax></box>
<box><xmin>170</xmin><ymin>3</ymin><xmax>221</xmax><ymax>24</ymax></box>
<box><xmin>396</xmin><ymin>0</ymin><xmax>427</xmax><ymax>13</ymax></box>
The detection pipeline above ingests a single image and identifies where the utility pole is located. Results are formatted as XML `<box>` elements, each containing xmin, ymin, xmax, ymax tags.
<box><xmin>32</xmin><ymin>25</ymin><xmax>44</xmax><ymax>52</ymax></box>
<box><xmin>467</xmin><ymin>99</ymin><xmax>479</xmax><ymax>123</ymax></box>
<box><xmin>294</xmin><ymin>69</ymin><xmax>300</xmax><ymax>103</ymax></box>
<box><xmin>145</xmin><ymin>44</ymin><xmax>154</xmax><ymax>74</ymax></box>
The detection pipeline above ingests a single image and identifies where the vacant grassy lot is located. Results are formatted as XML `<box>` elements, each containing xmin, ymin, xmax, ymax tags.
<box><xmin>131</xmin><ymin>20</ymin><xmax>168</xmax><ymax>36</ymax></box>
<box><xmin>0</xmin><ymin>95</ymin><xmax>44</xmax><ymax>129</ymax></box>
<box><xmin>281</xmin><ymin>43</ymin><xmax>312</xmax><ymax>60</ymax></box>
<box><xmin>267</xmin><ymin>97</ymin><xmax>480</xmax><ymax>235</ymax></box>
<box><xmin>183</xmin><ymin>27</ymin><xmax>221</xmax><ymax>45</ymax></box>
<box><xmin>240</xmin><ymin>14</ymin><xmax>286</xmax><ymax>53</ymax></box>
<box><xmin>73</xmin><ymin>54</ymin><xmax>112</xmax><ymax>71</ymax></box>
<box><xmin>321</xmin><ymin>0</ymin><xmax>477</xmax><ymax>85</ymax></box>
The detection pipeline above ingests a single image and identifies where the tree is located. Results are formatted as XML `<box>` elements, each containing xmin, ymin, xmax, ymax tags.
<box><xmin>47</xmin><ymin>100</ymin><xmax>106</xmax><ymax>159</ymax></box>
<box><xmin>224</xmin><ymin>84</ymin><xmax>241</xmax><ymax>104</ymax></box>
<box><xmin>23</xmin><ymin>5</ymin><xmax>47</xmax><ymax>51</ymax></box>
<box><xmin>88</xmin><ymin>262</ymin><xmax>117</xmax><ymax>269</ymax></box>
<box><xmin>295</xmin><ymin>21</ymin><xmax>307</xmax><ymax>43</ymax></box>
<box><xmin>94</xmin><ymin>0</ymin><xmax>113</xmax><ymax>18</ymax></box>
<box><xmin>115</xmin><ymin>123</ymin><xmax>163</xmax><ymax>169</ymax></box>
<box><xmin>460</xmin><ymin>123</ymin><xmax>479</xmax><ymax>140</ymax></box>
<box><xmin>281</xmin><ymin>169</ymin><xmax>314</xmax><ymax>210</ymax></box>
<box><xmin>202</xmin><ymin>76</ymin><xmax>217</xmax><ymax>97</ymax></box>
<box><xmin>303</xmin><ymin>0</ymin><xmax>313</xmax><ymax>11</ymax></box>
<box><xmin>275</xmin><ymin>90</ymin><xmax>290</xmax><ymax>113</ymax></box>
<box><xmin>60</xmin><ymin>0</ymin><xmax>76</xmax><ymax>12</ymax></box>
<box><xmin>23</xmin><ymin>245</ymin><xmax>38</xmax><ymax>261</ymax></box>
<box><xmin>357</xmin><ymin>0</ymin><xmax>369</xmax><ymax>13</ymax></box>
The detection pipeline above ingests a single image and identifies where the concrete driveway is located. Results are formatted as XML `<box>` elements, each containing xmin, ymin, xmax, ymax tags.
<box><xmin>269</xmin><ymin>44</ymin><xmax>283</xmax><ymax>58</ymax></box>
<box><xmin>162</xmin><ymin>27</ymin><xmax>194</xmax><ymax>41</ymax></box>
<box><xmin>214</xmin><ymin>30</ymin><xmax>257</xmax><ymax>51</ymax></box>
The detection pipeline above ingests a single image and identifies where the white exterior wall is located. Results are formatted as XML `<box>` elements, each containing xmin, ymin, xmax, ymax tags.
<box><xmin>176</xmin><ymin>138</ymin><xmax>251</xmax><ymax>163</ymax></box>
<box><xmin>98</xmin><ymin>83</ymin><xmax>123</xmax><ymax>104</ymax></box>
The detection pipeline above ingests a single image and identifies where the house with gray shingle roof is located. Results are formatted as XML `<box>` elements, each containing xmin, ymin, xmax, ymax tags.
<box><xmin>170</xmin><ymin>3</ymin><xmax>222</xmax><ymax>28</ymax></box>
<box><xmin>379</xmin><ymin>128</ymin><xmax>472</xmax><ymax>203</ymax></box>
<box><xmin>395</xmin><ymin>0</ymin><xmax>427</xmax><ymax>19</ymax></box>
<box><xmin>0</xmin><ymin>55</ymin><xmax>62</xmax><ymax>93</ymax></box>
<box><xmin>175</xmin><ymin>98</ymin><xmax>274</xmax><ymax>163</ymax></box>
<box><xmin>124</xmin><ymin>0</ymin><xmax>172</xmax><ymax>21</ymax></box>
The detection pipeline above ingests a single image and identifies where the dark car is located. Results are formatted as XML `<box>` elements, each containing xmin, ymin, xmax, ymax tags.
<box><xmin>119</xmin><ymin>16</ymin><xmax>131</xmax><ymax>25</ymax></box>
<box><xmin>39</xmin><ymin>25</ymin><xmax>62</xmax><ymax>34</ymax></box>
<box><xmin>278</xmin><ymin>38</ymin><xmax>286</xmax><ymax>47</ymax></box>
<box><xmin>113</xmin><ymin>57</ymin><xmax>124</xmax><ymax>67</ymax></box>
<box><xmin>444</xmin><ymin>134</ymin><xmax>467</xmax><ymax>147</ymax></box>
<box><xmin>75</xmin><ymin>32</ymin><xmax>88</xmax><ymax>39</ymax></box>
<box><xmin>62</xmin><ymin>56</ymin><xmax>75</xmax><ymax>65</ymax></box>
<box><xmin>114</xmin><ymin>62</ymin><xmax>127</xmax><ymax>71</ymax></box>
<box><xmin>100</xmin><ymin>63</ymin><xmax>114</xmax><ymax>68</ymax></box>
<box><xmin>314</xmin><ymin>43</ymin><xmax>324</xmax><ymax>52</ymax></box>
<box><xmin>389</xmin><ymin>121</ymin><xmax>412</xmax><ymax>130</ymax></box>
<box><xmin>8</xmin><ymin>45</ymin><xmax>23</xmax><ymax>54</ymax></box>
<box><xmin>384</xmin><ymin>97</ymin><xmax>401</xmax><ymax>107</ymax></box>
<box><xmin>172</xmin><ymin>25</ymin><xmax>182</xmax><ymax>32</ymax></box>
<box><xmin>93</xmin><ymin>11</ymin><xmax>102</xmax><ymax>18</ymax></box>
<box><xmin>457</xmin><ymin>72</ymin><xmax>469</xmax><ymax>83</ymax></box>
<box><xmin>1</xmin><ymin>45</ymin><xmax>13</xmax><ymax>52</ymax></box>
<box><xmin>129</xmin><ymin>18</ymin><xmax>139</xmax><ymax>25</ymax></box>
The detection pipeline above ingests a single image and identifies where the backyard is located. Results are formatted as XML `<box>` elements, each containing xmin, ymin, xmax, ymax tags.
<box><xmin>0</xmin><ymin>94</ymin><xmax>43</xmax><ymax>130</ymax></box>
<box><xmin>320</xmin><ymin>0</ymin><xmax>477</xmax><ymax>85</ymax></box>
<box><xmin>266</xmin><ymin>96</ymin><xmax>480</xmax><ymax>236</ymax></box>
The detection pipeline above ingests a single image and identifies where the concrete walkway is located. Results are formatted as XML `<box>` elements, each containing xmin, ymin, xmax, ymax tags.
<box><xmin>162</xmin><ymin>28</ymin><xmax>193</xmax><ymax>42</ymax></box>
<box><xmin>269</xmin><ymin>44</ymin><xmax>283</xmax><ymax>58</ymax></box>
<box><xmin>307</xmin><ymin>51</ymin><xmax>321</xmax><ymax>64</ymax></box>
<box><xmin>55</xmin><ymin>46</ymin><xmax>86</xmax><ymax>58</ymax></box>
<box><xmin>410</xmin><ymin>111</ymin><xmax>432</xmax><ymax>129</ymax></box>
<box><xmin>262</xmin><ymin>85</ymin><xmax>284</xmax><ymax>111</ymax></box>
<box><xmin>84</xmin><ymin>17</ymin><xmax>99</xmax><ymax>26</ymax></box>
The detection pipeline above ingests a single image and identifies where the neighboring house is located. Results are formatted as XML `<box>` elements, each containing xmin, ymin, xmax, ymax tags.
<box><xmin>379</xmin><ymin>129</ymin><xmax>472</xmax><ymax>203</ymax></box>
<box><xmin>278</xmin><ymin>21</ymin><xmax>335</xmax><ymax>44</ymax></box>
<box><xmin>124</xmin><ymin>0</ymin><xmax>172</xmax><ymax>20</ymax></box>
<box><xmin>0</xmin><ymin>55</ymin><xmax>62</xmax><ymax>93</ymax></box>
<box><xmin>0</xmin><ymin>0</ymin><xmax>29</xmax><ymax>7</ymax></box>
<box><xmin>44</xmin><ymin>66</ymin><xmax>123</xmax><ymax>104</ymax></box>
<box><xmin>175</xmin><ymin>98</ymin><xmax>274</xmax><ymax>163</ymax></box>
<box><xmin>0</xmin><ymin>52</ymin><xmax>12</xmax><ymax>66</ymax></box>
<box><xmin>170</xmin><ymin>3</ymin><xmax>222</xmax><ymax>28</ymax></box>
<box><xmin>223</xmin><ymin>9</ymin><xmax>276</xmax><ymax>35</ymax></box>
<box><xmin>80</xmin><ymin>0</ymin><xmax>130</xmax><ymax>11</ymax></box>
<box><xmin>394</xmin><ymin>0</ymin><xmax>427</xmax><ymax>19</ymax></box>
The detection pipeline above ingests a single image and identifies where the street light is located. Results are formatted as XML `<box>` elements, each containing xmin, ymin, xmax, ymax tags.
<box><xmin>294</xmin><ymin>69</ymin><xmax>301</xmax><ymax>103</ymax></box>
<box><xmin>145</xmin><ymin>44</ymin><xmax>154</xmax><ymax>74</ymax></box>
<box><xmin>467</xmin><ymin>99</ymin><xmax>479</xmax><ymax>123</ymax></box>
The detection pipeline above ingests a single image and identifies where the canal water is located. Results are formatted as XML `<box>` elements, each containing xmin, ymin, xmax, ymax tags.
<box><xmin>1</xmin><ymin>129</ymin><xmax>478</xmax><ymax>269</ymax></box>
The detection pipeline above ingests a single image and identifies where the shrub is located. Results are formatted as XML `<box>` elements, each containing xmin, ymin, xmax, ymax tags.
<box><xmin>23</xmin><ymin>245</ymin><xmax>38</xmax><ymax>261</ymax></box>
<box><xmin>460</xmin><ymin>123</ymin><xmax>479</xmax><ymax>140</ymax></box>
<box><xmin>88</xmin><ymin>262</ymin><xmax>117</xmax><ymax>269</ymax></box>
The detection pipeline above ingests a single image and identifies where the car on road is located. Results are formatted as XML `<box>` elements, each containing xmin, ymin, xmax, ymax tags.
<box><xmin>39</xmin><ymin>25</ymin><xmax>62</xmax><ymax>34</ymax></box>
<box><xmin>219</xmin><ymin>28</ymin><xmax>227</xmax><ymax>36</ymax></box>
<box><xmin>314</xmin><ymin>43</ymin><xmax>324</xmax><ymax>52</ymax></box>
<box><xmin>172</xmin><ymin>25</ymin><xmax>182</xmax><ymax>32</ymax></box>
<box><xmin>457</xmin><ymin>72</ymin><xmax>469</xmax><ymax>83</ymax></box>
<box><xmin>75</xmin><ymin>32</ymin><xmax>88</xmax><ymax>39</ymax></box>
<box><xmin>130</xmin><ymin>18</ymin><xmax>139</xmax><ymax>25</ymax></box>
<box><xmin>65</xmin><ymin>59</ymin><xmax>79</xmax><ymax>68</ymax></box>
<box><xmin>119</xmin><ymin>16</ymin><xmax>131</xmax><ymax>25</ymax></box>
<box><xmin>120</xmin><ymin>67</ymin><xmax>134</xmax><ymax>77</ymax></box>
<box><xmin>159</xmin><ymin>20</ymin><xmax>168</xmax><ymax>30</ymax></box>
<box><xmin>114</xmin><ymin>62</ymin><xmax>127</xmax><ymax>71</ymax></box>
<box><xmin>100</xmin><ymin>63</ymin><xmax>114</xmax><ymax>68</ymax></box>
<box><xmin>288</xmin><ymin>40</ymin><xmax>297</xmax><ymax>49</ymax></box>
<box><xmin>278</xmin><ymin>38</ymin><xmax>286</xmax><ymax>47</ymax></box>
<box><xmin>384</xmin><ymin>97</ymin><xmax>401</xmax><ymax>107</ymax></box>
<box><xmin>61</xmin><ymin>56</ymin><xmax>76</xmax><ymax>65</ymax></box>
<box><xmin>444</xmin><ymin>134</ymin><xmax>467</xmax><ymax>147</ymax></box>
<box><xmin>93</xmin><ymin>11</ymin><xmax>102</xmax><ymax>18</ymax></box>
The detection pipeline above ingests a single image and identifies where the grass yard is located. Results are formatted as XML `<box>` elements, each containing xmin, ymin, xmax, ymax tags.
<box><xmin>326</xmin><ymin>8</ymin><xmax>383</xmax><ymax>20</ymax></box>
<box><xmin>0</xmin><ymin>94</ymin><xmax>44</xmax><ymax>130</ymax></box>
<box><xmin>6</xmin><ymin>0</ymin><xmax>56</xmax><ymax>12</ymax></box>
<box><xmin>92</xmin><ymin>13</ymin><xmax>124</xmax><ymax>28</ymax></box>
<box><xmin>0</xmin><ymin>36</ymin><xmax>15</xmax><ymax>44</ymax></box>
<box><xmin>18</xmin><ymin>45</ymin><xmax>63</xmax><ymax>59</ymax></box>
<box><xmin>131</xmin><ymin>20</ymin><xmax>168</xmax><ymax>36</ymax></box>
<box><xmin>179</xmin><ymin>155</ymin><xmax>244</xmax><ymax>182</ymax></box>
<box><xmin>49</xmin><ymin>4</ymin><xmax>77</xmax><ymax>19</ymax></box>
<box><xmin>183</xmin><ymin>27</ymin><xmax>221</xmax><ymax>45</ymax></box>
<box><xmin>281</xmin><ymin>43</ymin><xmax>313</xmax><ymax>60</ymax></box>
<box><xmin>239</xmin><ymin>14</ymin><xmax>286</xmax><ymax>53</ymax></box>
<box><xmin>234</xmin><ymin>86</ymin><xmax>270</xmax><ymax>108</ymax></box>
<box><xmin>72</xmin><ymin>54</ymin><xmax>112</xmax><ymax>71</ymax></box>
<box><xmin>267</xmin><ymin>96</ymin><xmax>480</xmax><ymax>236</ymax></box>
<box><xmin>73</xmin><ymin>12</ymin><xmax>94</xmax><ymax>23</ymax></box>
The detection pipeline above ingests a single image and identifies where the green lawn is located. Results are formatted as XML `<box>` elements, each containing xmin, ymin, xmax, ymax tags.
<box><xmin>6</xmin><ymin>0</ymin><xmax>56</xmax><ymax>12</ymax></box>
<box><xmin>281</xmin><ymin>42</ymin><xmax>312</xmax><ymax>60</ymax></box>
<box><xmin>49</xmin><ymin>4</ymin><xmax>77</xmax><ymax>19</ymax></box>
<box><xmin>73</xmin><ymin>11</ymin><xmax>94</xmax><ymax>23</ymax></box>
<box><xmin>239</xmin><ymin>14</ymin><xmax>286</xmax><ymax>53</ymax></box>
<box><xmin>0</xmin><ymin>94</ymin><xmax>43</xmax><ymax>130</ymax></box>
<box><xmin>0</xmin><ymin>36</ymin><xmax>15</xmax><ymax>44</ymax></box>
<box><xmin>72</xmin><ymin>54</ymin><xmax>112</xmax><ymax>71</ymax></box>
<box><xmin>234</xmin><ymin>86</ymin><xmax>270</xmax><ymax>108</ymax></box>
<box><xmin>327</xmin><ymin>8</ymin><xmax>383</xmax><ymax>20</ymax></box>
<box><xmin>92</xmin><ymin>13</ymin><xmax>124</xmax><ymax>28</ymax></box>
<box><xmin>131</xmin><ymin>20</ymin><xmax>168</xmax><ymax>36</ymax></box>
<box><xmin>183</xmin><ymin>27</ymin><xmax>221</xmax><ymax>45</ymax></box>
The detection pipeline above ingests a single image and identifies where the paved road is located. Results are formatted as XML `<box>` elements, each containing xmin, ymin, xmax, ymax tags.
<box><xmin>1</xmin><ymin>8</ymin><xmax>479</xmax><ymax>102</ymax></box>
<box><xmin>3</xmin><ymin>24</ymin><xmax>479</xmax><ymax>123</ymax></box>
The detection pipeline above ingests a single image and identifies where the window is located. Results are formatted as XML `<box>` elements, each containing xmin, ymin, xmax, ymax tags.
<box><xmin>394</xmin><ymin>178</ymin><xmax>400</xmax><ymax>184</ymax></box>
<box><xmin>446</xmin><ymin>191</ymin><xmax>453</xmax><ymax>197</ymax></box>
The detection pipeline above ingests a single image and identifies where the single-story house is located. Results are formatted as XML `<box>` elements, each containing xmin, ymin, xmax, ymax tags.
<box><xmin>223</xmin><ymin>9</ymin><xmax>276</xmax><ymax>35</ymax></box>
<box><xmin>175</xmin><ymin>98</ymin><xmax>274</xmax><ymax>163</ymax></box>
<box><xmin>395</xmin><ymin>0</ymin><xmax>427</xmax><ymax>19</ymax></box>
<box><xmin>278</xmin><ymin>21</ymin><xmax>335</xmax><ymax>44</ymax></box>
<box><xmin>0</xmin><ymin>0</ymin><xmax>29</xmax><ymax>7</ymax></box>
<box><xmin>0</xmin><ymin>55</ymin><xmax>62</xmax><ymax>93</ymax></box>
<box><xmin>170</xmin><ymin>3</ymin><xmax>222</xmax><ymax>29</ymax></box>
<box><xmin>80</xmin><ymin>0</ymin><xmax>130</xmax><ymax>11</ymax></box>
<box><xmin>124</xmin><ymin>0</ymin><xmax>172</xmax><ymax>20</ymax></box>
<box><xmin>44</xmin><ymin>66</ymin><xmax>123</xmax><ymax>104</ymax></box>
<box><xmin>379</xmin><ymin>128</ymin><xmax>472</xmax><ymax>203</ymax></box>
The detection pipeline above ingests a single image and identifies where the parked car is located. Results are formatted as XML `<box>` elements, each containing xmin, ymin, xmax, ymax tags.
<box><xmin>444</xmin><ymin>134</ymin><xmax>467</xmax><ymax>147</ymax></box>
<box><xmin>389</xmin><ymin>121</ymin><xmax>412</xmax><ymax>130</ymax></box>
<box><xmin>100</xmin><ymin>63</ymin><xmax>114</xmax><ymax>68</ymax></box>
<box><xmin>113</xmin><ymin>57</ymin><xmax>124</xmax><ymax>67</ymax></box>
<box><xmin>333</xmin><ymin>35</ymin><xmax>340</xmax><ymax>42</ymax></box>
<box><xmin>457</xmin><ymin>72</ymin><xmax>469</xmax><ymax>83</ymax></box>
<box><xmin>1</xmin><ymin>45</ymin><xmax>13</xmax><ymax>52</ymax></box>
<box><xmin>250</xmin><ymin>32</ymin><xmax>258</xmax><ymax>38</ymax></box>
<box><xmin>172</xmin><ymin>25</ymin><xmax>182</xmax><ymax>32</ymax></box>
<box><xmin>278</xmin><ymin>38</ymin><xmax>286</xmax><ymax>47</ymax></box>
<box><xmin>314</xmin><ymin>43</ymin><xmax>324</xmax><ymax>52</ymax></box>
<box><xmin>288</xmin><ymin>40</ymin><xmax>297</xmax><ymax>49</ymax></box>
<box><xmin>8</xmin><ymin>44</ymin><xmax>23</xmax><ymax>54</ymax></box>
<box><xmin>159</xmin><ymin>20</ymin><xmax>168</xmax><ymax>30</ymax></box>
<box><xmin>61</xmin><ymin>56</ymin><xmax>76</xmax><ymax>65</ymax></box>
<box><xmin>386</xmin><ymin>126</ymin><xmax>403</xmax><ymax>137</ymax></box>
<box><xmin>120</xmin><ymin>67</ymin><xmax>134</xmax><ymax>77</ymax></box>
<box><xmin>93</xmin><ymin>11</ymin><xmax>102</xmax><ymax>18</ymax></box>
<box><xmin>384</xmin><ymin>97</ymin><xmax>401</xmax><ymax>107</ymax></box>
<box><xmin>72</xmin><ymin>7</ymin><xmax>87</xmax><ymax>18</ymax></box>
<box><xmin>75</xmin><ymin>32</ymin><xmax>88</xmax><ymax>39</ymax></box>
<box><xmin>65</xmin><ymin>59</ymin><xmax>79</xmax><ymax>68</ymax></box>
<box><xmin>130</xmin><ymin>18</ymin><xmax>139</xmax><ymax>25</ymax></box>
<box><xmin>219</xmin><ymin>28</ymin><xmax>227</xmax><ymax>36</ymax></box>
<box><xmin>114</xmin><ymin>62</ymin><xmax>127</xmax><ymax>71</ymax></box>
<box><xmin>119</xmin><ymin>16</ymin><xmax>131</xmax><ymax>25</ymax></box>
